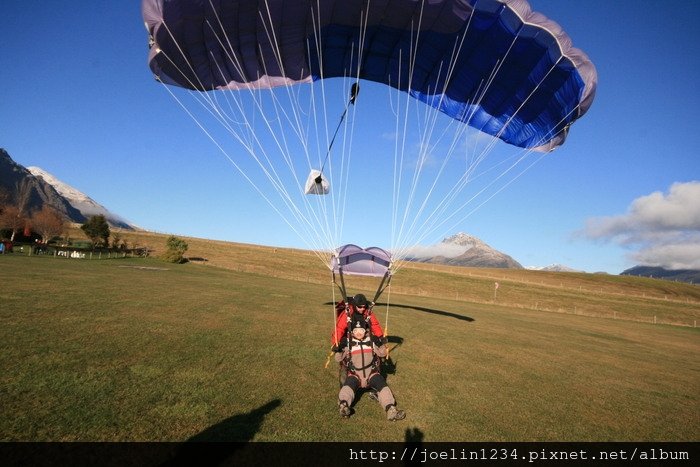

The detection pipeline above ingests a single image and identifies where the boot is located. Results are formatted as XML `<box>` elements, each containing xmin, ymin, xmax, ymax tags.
<box><xmin>339</xmin><ymin>401</ymin><xmax>352</xmax><ymax>418</ymax></box>
<box><xmin>386</xmin><ymin>404</ymin><xmax>406</xmax><ymax>421</ymax></box>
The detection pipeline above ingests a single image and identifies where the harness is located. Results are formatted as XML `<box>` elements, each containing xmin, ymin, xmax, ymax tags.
<box><xmin>344</xmin><ymin>336</ymin><xmax>381</xmax><ymax>385</ymax></box>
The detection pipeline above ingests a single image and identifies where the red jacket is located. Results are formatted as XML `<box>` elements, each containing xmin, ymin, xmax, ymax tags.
<box><xmin>331</xmin><ymin>303</ymin><xmax>384</xmax><ymax>346</ymax></box>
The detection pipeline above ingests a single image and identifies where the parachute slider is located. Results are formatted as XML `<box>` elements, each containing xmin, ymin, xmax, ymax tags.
<box><xmin>349</xmin><ymin>82</ymin><xmax>359</xmax><ymax>105</ymax></box>
<box><xmin>305</xmin><ymin>169</ymin><xmax>330</xmax><ymax>195</ymax></box>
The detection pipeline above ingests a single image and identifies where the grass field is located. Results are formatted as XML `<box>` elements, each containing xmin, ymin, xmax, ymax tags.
<box><xmin>1</xmin><ymin>236</ymin><xmax>698</xmax><ymax>442</ymax></box>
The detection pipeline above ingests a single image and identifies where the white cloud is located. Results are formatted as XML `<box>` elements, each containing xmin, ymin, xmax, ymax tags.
<box><xmin>631</xmin><ymin>240</ymin><xmax>700</xmax><ymax>270</ymax></box>
<box><xmin>581</xmin><ymin>181</ymin><xmax>700</xmax><ymax>270</ymax></box>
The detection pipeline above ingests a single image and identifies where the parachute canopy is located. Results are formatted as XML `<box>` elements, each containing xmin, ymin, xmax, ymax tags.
<box><xmin>143</xmin><ymin>0</ymin><xmax>597</xmax><ymax>152</ymax></box>
<box><xmin>331</xmin><ymin>244</ymin><xmax>392</xmax><ymax>278</ymax></box>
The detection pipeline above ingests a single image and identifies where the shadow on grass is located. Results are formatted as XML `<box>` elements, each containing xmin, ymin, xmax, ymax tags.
<box><xmin>323</xmin><ymin>301</ymin><xmax>475</xmax><ymax>323</ymax></box>
<box><xmin>376</xmin><ymin>302</ymin><xmax>475</xmax><ymax>322</ymax></box>
<box><xmin>404</xmin><ymin>427</ymin><xmax>425</xmax><ymax>466</ymax></box>
<box><xmin>162</xmin><ymin>399</ymin><xmax>282</xmax><ymax>464</ymax></box>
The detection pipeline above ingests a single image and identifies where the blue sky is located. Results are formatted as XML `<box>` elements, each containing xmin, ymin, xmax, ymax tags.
<box><xmin>2</xmin><ymin>1</ymin><xmax>699</xmax><ymax>274</ymax></box>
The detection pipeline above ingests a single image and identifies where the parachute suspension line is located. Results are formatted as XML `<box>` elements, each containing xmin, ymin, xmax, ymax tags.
<box><xmin>391</xmin><ymin>27</ymin><xmax>574</xmax><ymax>266</ymax></box>
<box><xmin>159</xmin><ymin>14</ymin><xmax>332</xmax><ymax>264</ymax></box>
<box><xmin>317</xmin><ymin>83</ymin><xmax>360</xmax><ymax>178</ymax></box>
<box><xmin>392</xmin><ymin>96</ymin><xmax>496</xmax><ymax>261</ymax></box>
<box><xmin>429</xmin><ymin>101</ymin><xmax>590</xmax><ymax>249</ymax></box>
<box><xmin>391</xmin><ymin>16</ymin><xmax>517</xmax><ymax>258</ymax></box>
<box><xmin>390</xmin><ymin>52</ymin><xmax>406</xmax><ymax>257</ymax></box>
<box><xmin>392</xmin><ymin>0</ymin><xmax>485</xmax><ymax>259</ymax></box>
<box><xmin>157</xmin><ymin>82</ymin><xmax>328</xmax><ymax>260</ymax></box>
<box><xmin>338</xmin><ymin>0</ymin><xmax>372</xmax><ymax>244</ymax></box>
<box><xmin>388</xmin><ymin>3</ymin><xmax>476</xmax><ymax>260</ymax></box>
<box><xmin>316</xmin><ymin>0</ymin><xmax>370</xmax><ymax>250</ymax></box>
<box><xmin>393</xmin><ymin>62</ymin><xmax>466</xmax><ymax>256</ymax></box>
<box><xmin>310</xmin><ymin>3</ymin><xmax>340</xmax><ymax>253</ymax></box>
<box><xmin>397</xmin><ymin>63</ymin><xmax>575</xmax><ymax>270</ymax></box>
<box><xmin>295</xmin><ymin>7</ymin><xmax>336</xmax><ymax>254</ymax></box>
<box><xmin>324</xmin><ymin>279</ymin><xmax>338</xmax><ymax>369</ymax></box>
<box><xmin>309</xmin><ymin>18</ymin><xmax>349</xmax><ymax>253</ymax></box>
<box><xmin>261</xmin><ymin>5</ymin><xmax>339</xmax><ymax>256</ymax></box>
<box><xmin>214</xmin><ymin>80</ymin><xmax>331</xmax><ymax>261</ymax></box>
<box><xmin>435</xmin><ymin>101</ymin><xmax>591</xmax><ymax>246</ymax></box>
<box><xmin>451</xmin><ymin>151</ymin><xmax>546</xmax><ymax>225</ymax></box>
<box><xmin>150</xmin><ymin>0</ymin><xmax>594</xmax><ymax>277</ymax></box>
<box><xmin>210</xmin><ymin>1</ymin><xmax>345</xmax><ymax>261</ymax></box>
<box><xmin>200</xmin><ymin>1</ymin><xmax>335</xmax><ymax>263</ymax></box>
<box><xmin>391</xmin><ymin>3</ymin><xmax>427</xmax><ymax>253</ymax></box>
<box><xmin>384</xmin><ymin>282</ymin><xmax>392</xmax><ymax>360</ymax></box>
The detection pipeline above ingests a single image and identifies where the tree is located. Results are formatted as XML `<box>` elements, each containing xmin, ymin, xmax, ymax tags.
<box><xmin>11</xmin><ymin>180</ymin><xmax>32</xmax><ymax>241</ymax></box>
<box><xmin>111</xmin><ymin>232</ymin><xmax>122</xmax><ymax>250</ymax></box>
<box><xmin>80</xmin><ymin>215</ymin><xmax>110</xmax><ymax>247</ymax></box>
<box><xmin>0</xmin><ymin>205</ymin><xmax>26</xmax><ymax>241</ymax></box>
<box><xmin>0</xmin><ymin>187</ymin><xmax>9</xmax><ymax>215</ymax></box>
<box><xmin>0</xmin><ymin>180</ymin><xmax>32</xmax><ymax>241</ymax></box>
<box><xmin>30</xmin><ymin>206</ymin><xmax>66</xmax><ymax>243</ymax></box>
<box><xmin>162</xmin><ymin>235</ymin><xmax>188</xmax><ymax>263</ymax></box>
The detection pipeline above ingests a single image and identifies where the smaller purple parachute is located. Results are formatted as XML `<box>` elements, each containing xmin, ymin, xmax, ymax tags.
<box><xmin>331</xmin><ymin>244</ymin><xmax>392</xmax><ymax>278</ymax></box>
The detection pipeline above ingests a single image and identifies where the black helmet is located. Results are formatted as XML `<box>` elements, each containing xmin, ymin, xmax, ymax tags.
<box><xmin>353</xmin><ymin>294</ymin><xmax>369</xmax><ymax>308</ymax></box>
<box><xmin>351</xmin><ymin>313</ymin><xmax>368</xmax><ymax>330</ymax></box>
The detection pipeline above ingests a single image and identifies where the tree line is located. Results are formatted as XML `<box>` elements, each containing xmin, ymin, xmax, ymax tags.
<box><xmin>0</xmin><ymin>182</ymin><xmax>66</xmax><ymax>244</ymax></box>
<box><xmin>2</xmin><ymin>182</ymin><xmax>188</xmax><ymax>262</ymax></box>
<box><xmin>0</xmin><ymin>181</ymin><xmax>119</xmax><ymax>249</ymax></box>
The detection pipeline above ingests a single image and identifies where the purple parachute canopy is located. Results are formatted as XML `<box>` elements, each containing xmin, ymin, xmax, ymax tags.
<box><xmin>142</xmin><ymin>0</ymin><xmax>596</xmax><ymax>151</ymax></box>
<box><xmin>331</xmin><ymin>244</ymin><xmax>392</xmax><ymax>278</ymax></box>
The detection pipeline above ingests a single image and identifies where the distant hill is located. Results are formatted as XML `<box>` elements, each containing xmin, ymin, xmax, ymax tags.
<box><xmin>1</xmin><ymin>148</ymin><xmax>135</xmax><ymax>229</ymax></box>
<box><xmin>621</xmin><ymin>266</ymin><xmax>700</xmax><ymax>285</ymax></box>
<box><xmin>405</xmin><ymin>232</ymin><xmax>523</xmax><ymax>269</ymax></box>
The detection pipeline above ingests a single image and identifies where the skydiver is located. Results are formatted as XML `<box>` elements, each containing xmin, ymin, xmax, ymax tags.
<box><xmin>331</xmin><ymin>293</ymin><xmax>386</xmax><ymax>392</ymax></box>
<box><xmin>334</xmin><ymin>313</ymin><xmax>405</xmax><ymax>421</ymax></box>
<box><xmin>332</xmin><ymin>294</ymin><xmax>384</xmax><ymax>346</ymax></box>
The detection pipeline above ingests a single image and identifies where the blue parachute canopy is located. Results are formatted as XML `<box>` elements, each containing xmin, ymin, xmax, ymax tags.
<box><xmin>143</xmin><ymin>0</ymin><xmax>596</xmax><ymax>151</ymax></box>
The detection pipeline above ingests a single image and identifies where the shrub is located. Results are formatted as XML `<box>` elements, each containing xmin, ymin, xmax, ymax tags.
<box><xmin>162</xmin><ymin>235</ymin><xmax>188</xmax><ymax>263</ymax></box>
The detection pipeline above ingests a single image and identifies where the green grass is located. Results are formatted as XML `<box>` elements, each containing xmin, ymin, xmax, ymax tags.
<box><xmin>1</xmin><ymin>248</ymin><xmax>698</xmax><ymax>442</ymax></box>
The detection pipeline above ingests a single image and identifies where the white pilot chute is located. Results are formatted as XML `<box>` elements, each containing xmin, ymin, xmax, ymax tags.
<box><xmin>304</xmin><ymin>170</ymin><xmax>330</xmax><ymax>195</ymax></box>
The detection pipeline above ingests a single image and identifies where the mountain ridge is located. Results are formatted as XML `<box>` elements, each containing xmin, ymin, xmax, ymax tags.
<box><xmin>26</xmin><ymin>166</ymin><xmax>134</xmax><ymax>229</ymax></box>
<box><xmin>621</xmin><ymin>265</ymin><xmax>699</xmax><ymax>284</ymax></box>
<box><xmin>406</xmin><ymin>232</ymin><xmax>524</xmax><ymax>269</ymax></box>
<box><xmin>0</xmin><ymin>148</ymin><xmax>134</xmax><ymax>229</ymax></box>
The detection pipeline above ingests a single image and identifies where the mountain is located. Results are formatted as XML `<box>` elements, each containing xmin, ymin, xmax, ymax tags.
<box><xmin>621</xmin><ymin>266</ymin><xmax>700</xmax><ymax>285</ymax></box>
<box><xmin>528</xmin><ymin>264</ymin><xmax>584</xmax><ymax>273</ymax></box>
<box><xmin>26</xmin><ymin>167</ymin><xmax>134</xmax><ymax>229</ymax></box>
<box><xmin>0</xmin><ymin>148</ymin><xmax>85</xmax><ymax>223</ymax></box>
<box><xmin>0</xmin><ymin>148</ymin><xmax>134</xmax><ymax>229</ymax></box>
<box><xmin>406</xmin><ymin>232</ymin><xmax>523</xmax><ymax>269</ymax></box>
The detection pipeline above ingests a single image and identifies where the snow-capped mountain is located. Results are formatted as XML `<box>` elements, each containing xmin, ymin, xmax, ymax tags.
<box><xmin>404</xmin><ymin>232</ymin><xmax>523</xmax><ymax>269</ymax></box>
<box><xmin>527</xmin><ymin>264</ymin><xmax>583</xmax><ymax>273</ymax></box>
<box><xmin>26</xmin><ymin>166</ymin><xmax>135</xmax><ymax>229</ymax></box>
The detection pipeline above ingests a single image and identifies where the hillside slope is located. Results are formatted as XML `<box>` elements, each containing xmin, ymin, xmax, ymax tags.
<box><xmin>69</xmin><ymin>225</ymin><xmax>700</xmax><ymax>327</ymax></box>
